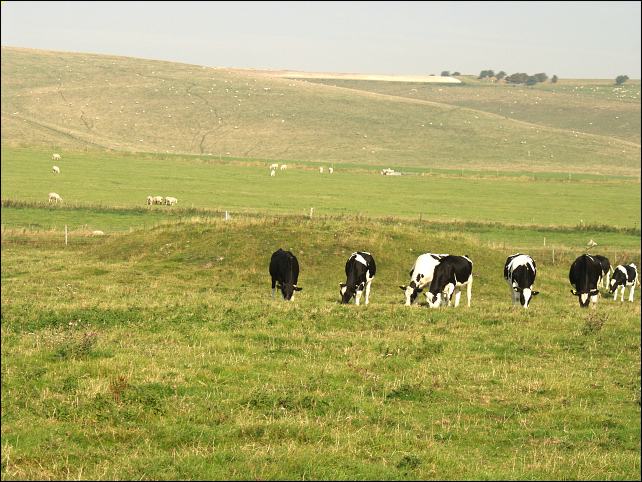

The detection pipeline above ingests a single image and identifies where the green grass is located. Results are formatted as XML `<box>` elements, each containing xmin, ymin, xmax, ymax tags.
<box><xmin>2</xmin><ymin>217</ymin><xmax>640</xmax><ymax>480</ymax></box>
<box><xmin>2</xmin><ymin>47</ymin><xmax>640</xmax><ymax>176</ymax></box>
<box><xmin>306</xmin><ymin>77</ymin><xmax>641</xmax><ymax>144</ymax></box>
<box><xmin>2</xmin><ymin>148</ymin><xmax>641</xmax><ymax>231</ymax></box>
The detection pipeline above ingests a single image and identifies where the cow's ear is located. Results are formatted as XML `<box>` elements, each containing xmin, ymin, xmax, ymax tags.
<box><xmin>399</xmin><ymin>285</ymin><xmax>407</xmax><ymax>291</ymax></box>
<box><xmin>570</xmin><ymin>289</ymin><xmax>578</xmax><ymax>296</ymax></box>
<box><xmin>339</xmin><ymin>283</ymin><xmax>346</xmax><ymax>288</ymax></box>
<box><xmin>532</xmin><ymin>291</ymin><xmax>540</xmax><ymax>296</ymax></box>
<box><xmin>294</xmin><ymin>286</ymin><xmax>303</xmax><ymax>291</ymax></box>
<box><xmin>513</xmin><ymin>287</ymin><xmax>520</xmax><ymax>292</ymax></box>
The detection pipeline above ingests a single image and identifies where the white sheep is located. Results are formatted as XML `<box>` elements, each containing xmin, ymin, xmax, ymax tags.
<box><xmin>319</xmin><ymin>167</ymin><xmax>324</xmax><ymax>174</ymax></box>
<box><xmin>269</xmin><ymin>163</ymin><xmax>279</xmax><ymax>170</ymax></box>
<box><xmin>92</xmin><ymin>230</ymin><xmax>105</xmax><ymax>236</ymax></box>
<box><xmin>152</xmin><ymin>196</ymin><xmax>164</xmax><ymax>205</ymax></box>
<box><xmin>270</xmin><ymin>169</ymin><xmax>276</xmax><ymax>177</ymax></box>
<box><xmin>52</xmin><ymin>166</ymin><xmax>60</xmax><ymax>174</ymax></box>
<box><xmin>146</xmin><ymin>196</ymin><xmax>153</xmax><ymax>205</ymax></box>
<box><xmin>165</xmin><ymin>196</ymin><xmax>178</xmax><ymax>206</ymax></box>
<box><xmin>52</xmin><ymin>153</ymin><xmax>61</xmax><ymax>161</ymax></box>
<box><xmin>48</xmin><ymin>192</ymin><xmax>63</xmax><ymax>203</ymax></box>
<box><xmin>280</xmin><ymin>164</ymin><xmax>287</xmax><ymax>171</ymax></box>
<box><xmin>328</xmin><ymin>167</ymin><xmax>334</xmax><ymax>174</ymax></box>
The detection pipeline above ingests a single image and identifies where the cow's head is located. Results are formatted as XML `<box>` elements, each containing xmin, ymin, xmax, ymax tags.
<box><xmin>609</xmin><ymin>272</ymin><xmax>626</xmax><ymax>293</ymax></box>
<box><xmin>278</xmin><ymin>282</ymin><xmax>302</xmax><ymax>300</ymax></box>
<box><xmin>399</xmin><ymin>284</ymin><xmax>422</xmax><ymax>305</ymax></box>
<box><xmin>513</xmin><ymin>285</ymin><xmax>539</xmax><ymax>308</ymax></box>
<box><xmin>570</xmin><ymin>288</ymin><xmax>599</xmax><ymax>307</ymax></box>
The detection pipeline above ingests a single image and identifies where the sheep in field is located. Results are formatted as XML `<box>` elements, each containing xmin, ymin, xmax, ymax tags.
<box><xmin>48</xmin><ymin>192</ymin><xmax>63</xmax><ymax>203</ymax></box>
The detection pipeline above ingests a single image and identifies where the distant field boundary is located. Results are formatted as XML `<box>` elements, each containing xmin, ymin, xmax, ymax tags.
<box><xmin>2</xmin><ymin>199</ymin><xmax>640</xmax><ymax>236</ymax></box>
<box><xmin>272</xmin><ymin>71</ymin><xmax>462</xmax><ymax>84</ymax></box>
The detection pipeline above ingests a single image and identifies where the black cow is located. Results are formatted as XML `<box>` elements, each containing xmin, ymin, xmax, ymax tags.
<box><xmin>269</xmin><ymin>249</ymin><xmax>302</xmax><ymax>300</ymax></box>
<box><xmin>592</xmin><ymin>254</ymin><xmax>612</xmax><ymax>289</ymax></box>
<box><xmin>504</xmin><ymin>253</ymin><xmax>539</xmax><ymax>308</ymax></box>
<box><xmin>569</xmin><ymin>254</ymin><xmax>602</xmax><ymax>307</ymax></box>
<box><xmin>339</xmin><ymin>251</ymin><xmax>376</xmax><ymax>305</ymax></box>
<box><xmin>425</xmin><ymin>255</ymin><xmax>473</xmax><ymax>308</ymax></box>
<box><xmin>609</xmin><ymin>263</ymin><xmax>639</xmax><ymax>302</ymax></box>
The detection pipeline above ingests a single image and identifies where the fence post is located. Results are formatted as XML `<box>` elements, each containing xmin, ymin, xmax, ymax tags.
<box><xmin>552</xmin><ymin>248</ymin><xmax>555</xmax><ymax>265</ymax></box>
<box><xmin>65</xmin><ymin>224</ymin><xmax>68</xmax><ymax>246</ymax></box>
<box><xmin>310</xmin><ymin>207</ymin><xmax>314</xmax><ymax>218</ymax></box>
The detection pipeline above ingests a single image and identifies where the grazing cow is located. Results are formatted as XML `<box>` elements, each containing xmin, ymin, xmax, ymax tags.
<box><xmin>592</xmin><ymin>254</ymin><xmax>612</xmax><ymax>289</ymax></box>
<box><xmin>52</xmin><ymin>165</ymin><xmax>60</xmax><ymax>174</ymax></box>
<box><xmin>569</xmin><ymin>254</ymin><xmax>602</xmax><ymax>307</ymax></box>
<box><xmin>280</xmin><ymin>164</ymin><xmax>287</xmax><ymax>171</ymax></box>
<box><xmin>146</xmin><ymin>196</ymin><xmax>153</xmax><ymax>205</ymax></box>
<box><xmin>165</xmin><ymin>196</ymin><xmax>178</xmax><ymax>206</ymax></box>
<box><xmin>339</xmin><ymin>251</ymin><xmax>376</xmax><ymax>305</ymax></box>
<box><xmin>319</xmin><ymin>167</ymin><xmax>324</xmax><ymax>174</ymax></box>
<box><xmin>48</xmin><ymin>192</ymin><xmax>63</xmax><ymax>204</ymax></box>
<box><xmin>504</xmin><ymin>253</ymin><xmax>539</xmax><ymax>308</ymax></box>
<box><xmin>609</xmin><ymin>264</ymin><xmax>639</xmax><ymax>302</ymax></box>
<box><xmin>269</xmin><ymin>249</ymin><xmax>302</xmax><ymax>301</ymax></box>
<box><xmin>328</xmin><ymin>167</ymin><xmax>334</xmax><ymax>174</ymax></box>
<box><xmin>152</xmin><ymin>196</ymin><xmax>164</xmax><ymax>205</ymax></box>
<box><xmin>399</xmin><ymin>252</ymin><xmax>449</xmax><ymax>306</ymax></box>
<box><xmin>425</xmin><ymin>255</ymin><xmax>473</xmax><ymax>308</ymax></box>
<box><xmin>270</xmin><ymin>169</ymin><xmax>276</xmax><ymax>177</ymax></box>
<box><xmin>52</xmin><ymin>153</ymin><xmax>61</xmax><ymax>161</ymax></box>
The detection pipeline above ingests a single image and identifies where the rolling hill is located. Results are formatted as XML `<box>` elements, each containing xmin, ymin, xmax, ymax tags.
<box><xmin>2</xmin><ymin>47</ymin><xmax>640</xmax><ymax>176</ymax></box>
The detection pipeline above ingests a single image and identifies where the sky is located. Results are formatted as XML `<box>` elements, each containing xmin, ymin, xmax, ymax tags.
<box><xmin>1</xmin><ymin>1</ymin><xmax>640</xmax><ymax>79</ymax></box>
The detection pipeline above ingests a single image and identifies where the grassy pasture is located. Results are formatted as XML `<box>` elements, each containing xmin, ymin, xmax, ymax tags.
<box><xmin>306</xmin><ymin>77</ymin><xmax>642</xmax><ymax>145</ymax></box>
<box><xmin>1</xmin><ymin>217</ymin><xmax>640</xmax><ymax>480</ymax></box>
<box><xmin>2</xmin><ymin>48</ymin><xmax>640</xmax><ymax>176</ymax></box>
<box><xmin>2</xmin><ymin>148</ymin><xmax>641</xmax><ymax>231</ymax></box>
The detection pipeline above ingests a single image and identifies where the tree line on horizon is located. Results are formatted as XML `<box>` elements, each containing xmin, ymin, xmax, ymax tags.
<box><xmin>440</xmin><ymin>70</ymin><xmax>631</xmax><ymax>86</ymax></box>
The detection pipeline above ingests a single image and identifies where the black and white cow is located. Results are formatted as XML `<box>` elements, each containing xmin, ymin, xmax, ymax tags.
<box><xmin>269</xmin><ymin>248</ymin><xmax>302</xmax><ymax>301</ymax></box>
<box><xmin>569</xmin><ymin>254</ymin><xmax>602</xmax><ymax>307</ymax></box>
<box><xmin>592</xmin><ymin>254</ymin><xmax>612</xmax><ymax>289</ymax></box>
<box><xmin>399</xmin><ymin>252</ymin><xmax>449</xmax><ymax>306</ymax></box>
<box><xmin>339</xmin><ymin>251</ymin><xmax>376</xmax><ymax>305</ymax></box>
<box><xmin>425</xmin><ymin>255</ymin><xmax>473</xmax><ymax>308</ymax></box>
<box><xmin>504</xmin><ymin>253</ymin><xmax>539</xmax><ymax>308</ymax></box>
<box><xmin>609</xmin><ymin>263</ymin><xmax>639</xmax><ymax>302</ymax></box>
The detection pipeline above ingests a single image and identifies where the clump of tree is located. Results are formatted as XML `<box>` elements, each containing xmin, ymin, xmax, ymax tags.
<box><xmin>478</xmin><ymin>69</ymin><xmax>495</xmax><ymax>79</ymax></box>
<box><xmin>441</xmin><ymin>71</ymin><xmax>450</xmax><ymax>77</ymax></box>
<box><xmin>452</xmin><ymin>71</ymin><xmax>461</xmax><ymax>76</ymax></box>
<box><xmin>533</xmin><ymin>72</ymin><xmax>548</xmax><ymax>83</ymax></box>
<box><xmin>505</xmin><ymin>72</ymin><xmax>529</xmax><ymax>84</ymax></box>
<box><xmin>615</xmin><ymin>75</ymin><xmax>629</xmax><ymax>85</ymax></box>
<box><xmin>505</xmin><ymin>72</ymin><xmax>550</xmax><ymax>85</ymax></box>
<box><xmin>496</xmin><ymin>71</ymin><xmax>506</xmax><ymax>80</ymax></box>
<box><xmin>551</xmin><ymin>75</ymin><xmax>558</xmax><ymax>83</ymax></box>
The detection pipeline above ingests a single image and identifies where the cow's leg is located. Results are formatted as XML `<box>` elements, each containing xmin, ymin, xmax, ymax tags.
<box><xmin>355</xmin><ymin>290</ymin><xmax>363</xmax><ymax>306</ymax></box>
<box><xmin>364</xmin><ymin>281</ymin><xmax>372</xmax><ymax>305</ymax></box>
<box><xmin>628</xmin><ymin>284</ymin><xmax>635</xmax><ymax>302</ymax></box>
<box><xmin>466</xmin><ymin>276</ymin><xmax>473</xmax><ymax>307</ymax></box>
<box><xmin>590</xmin><ymin>293</ymin><xmax>599</xmax><ymax>308</ymax></box>
<box><xmin>620</xmin><ymin>285</ymin><xmax>625</xmax><ymax>302</ymax></box>
<box><xmin>613</xmin><ymin>288</ymin><xmax>618</xmax><ymax>301</ymax></box>
<box><xmin>271</xmin><ymin>278</ymin><xmax>276</xmax><ymax>298</ymax></box>
<box><xmin>453</xmin><ymin>288</ymin><xmax>462</xmax><ymax>307</ymax></box>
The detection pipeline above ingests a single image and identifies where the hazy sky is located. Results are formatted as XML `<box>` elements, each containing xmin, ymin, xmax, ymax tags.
<box><xmin>2</xmin><ymin>1</ymin><xmax>640</xmax><ymax>78</ymax></box>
